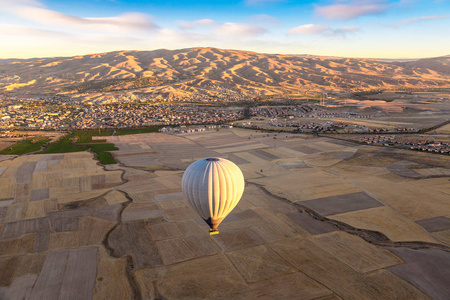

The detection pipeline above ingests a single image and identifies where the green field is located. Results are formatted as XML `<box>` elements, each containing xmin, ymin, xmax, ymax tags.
<box><xmin>0</xmin><ymin>137</ymin><xmax>51</xmax><ymax>155</ymax></box>
<box><xmin>38</xmin><ymin>127</ymin><xmax>161</xmax><ymax>164</ymax></box>
<box><xmin>72</xmin><ymin>130</ymin><xmax>112</xmax><ymax>143</ymax></box>
<box><xmin>39</xmin><ymin>134</ymin><xmax>118</xmax><ymax>164</ymax></box>
<box><xmin>38</xmin><ymin>130</ymin><xmax>117</xmax><ymax>164</ymax></box>
<box><xmin>114</xmin><ymin>127</ymin><xmax>162</xmax><ymax>135</ymax></box>
<box><xmin>1</xmin><ymin>127</ymin><xmax>162</xmax><ymax>164</ymax></box>
<box><xmin>65</xmin><ymin>127</ymin><xmax>162</xmax><ymax>143</ymax></box>
<box><xmin>40</xmin><ymin>135</ymin><xmax>89</xmax><ymax>153</ymax></box>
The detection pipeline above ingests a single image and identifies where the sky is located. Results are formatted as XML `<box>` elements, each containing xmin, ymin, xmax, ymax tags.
<box><xmin>0</xmin><ymin>0</ymin><xmax>449</xmax><ymax>59</ymax></box>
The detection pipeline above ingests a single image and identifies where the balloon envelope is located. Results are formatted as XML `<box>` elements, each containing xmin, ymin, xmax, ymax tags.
<box><xmin>181</xmin><ymin>157</ymin><xmax>245</xmax><ymax>230</ymax></box>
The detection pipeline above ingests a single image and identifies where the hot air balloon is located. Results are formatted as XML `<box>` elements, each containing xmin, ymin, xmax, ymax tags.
<box><xmin>181</xmin><ymin>157</ymin><xmax>245</xmax><ymax>235</ymax></box>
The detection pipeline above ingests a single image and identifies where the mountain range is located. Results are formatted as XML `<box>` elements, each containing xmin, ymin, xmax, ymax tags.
<box><xmin>1</xmin><ymin>47</ymin><xmax>449</xmax><ymax>101</ymax></box>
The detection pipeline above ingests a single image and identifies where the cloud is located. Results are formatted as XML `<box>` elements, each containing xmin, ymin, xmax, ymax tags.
<box><xmin>245</xmin><ymin>0</ymin><xmax>285</xmax><ymax>6</ymax></box>
<box><xmin>288</xmin><ymin>24</ymin><xmax>358</xmax><ymax>36</ymax></box>
<box><xmin>315</xmin><ymin>1</ymin><xmax>388</xmax><ymax>20</ymax></box>
<box><xmin>332</xmin><ymin>26</ymin><xmax>359</xmax><ymax>36</ymax></box>
<box><xmin>2</xmin><ymin>0</ymin><xmax>158</xmax><ymax>32</ymax></box>
<box><xmin>0</xmin><ymin>0</ymin><xmax>41</xmax><ymax>6</ymax></box>
<box><xmin>288</xmin><ymin>24</ymin><xmax>330</xmax><ymax>35</ymax></box>
<box><xmin>178</xmin><ymin>19</ymin><xmax>217</xmax><ymax>29</ymax></box>
<box><xmin>395</xmin><ymin>0</ymin><xmax>419</xmax><ymax>8</ymax></box>
<box><xmin>213</xmin><ymin>22</ymin><xmax>266</xmax><ymax>37</ymax></box>
<box><xmin>154</xmin><ymin>28</ymin><xmax>209</xmax><ymax>44</ymax></box>
<box><xmin>250</xmin><ymin>14</ymin><xmax>281</xmax><ymax>28</ymax></box>
<box><xmin>0</xmin><ymin>24</ymin><xmax>69</xmax><ymax>38</ymax></box>
<box><xmin>88</xmin><ymin>13</ymin><xmax>157</xmax><ymax>32</ymax></box>
<box><xmin>177</xmin><ymin>18</ymin><xmax>266</xmax><ymax>38</ymax></box>
<box><xmin>389</xmin><ymin>14</ymin><xmax>449</xmax><ymax>26</ymax></box>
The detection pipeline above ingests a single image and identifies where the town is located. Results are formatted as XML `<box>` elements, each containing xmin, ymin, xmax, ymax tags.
<box><xmin>1</xmin><ymin>96</ymin><xmax>449</xmax><ymax>155</ymax></box>
<box><xmin>350</xmin><ymin>134</ymin><xmax>450</xmax><ymax>154</ymax></box>
<box><xmin>0</xmin><ymin>99</ymin><xmax>245</xmax><ymax>130</ymax></box>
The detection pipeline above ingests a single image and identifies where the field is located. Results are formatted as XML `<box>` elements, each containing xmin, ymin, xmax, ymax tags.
<box><xmin>0</xmin><ymin>140</ymin><xmax>19</xmax><ymax>152</ymax></box>
<box><xmin>0</xmin><ymin>127</ymin><xmax>448</xmax><ymax>299</ymax></box>
<box><xmin>0</xmin><ymin>137</ymin><xmax>50</xmax><ymax>155</ymax></box>
<box><xmin>1</xmin><ymin>127</ymin><xmax>161</xmax><ymax>165</ymax></box>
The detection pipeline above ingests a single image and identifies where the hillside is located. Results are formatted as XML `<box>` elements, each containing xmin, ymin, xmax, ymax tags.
<box><xmin>1</xmin><ymin>48</ymin><xmax>450</xmax><ymax>101</ymax></box>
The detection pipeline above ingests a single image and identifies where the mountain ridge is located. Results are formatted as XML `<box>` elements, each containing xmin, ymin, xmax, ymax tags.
<box><xmin>1</xmin><ymin>47</ymin><xmax>450</xmax><ymax>102</ymax></box>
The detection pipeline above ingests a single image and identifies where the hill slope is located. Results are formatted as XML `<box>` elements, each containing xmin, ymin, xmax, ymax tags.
<box><xmin>1</xmin><ymin>48</ymin><xmax>449</xmax><ymax>101</ymax></box>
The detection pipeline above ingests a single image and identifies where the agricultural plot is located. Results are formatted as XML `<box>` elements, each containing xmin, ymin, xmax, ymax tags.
<box><xmin>0</xmin><ymin>128</ymin><xmax>449</xmax><ymax>299</ymax></box>
<box><xmin>0</xmin><ymin>137</ymin><xmax>50</xmax><ymax>155</ymax></box>
<box><xmin>0</xmin><ymin>141</ymin><xmax>17</xmax><ymax>152</ymax></box>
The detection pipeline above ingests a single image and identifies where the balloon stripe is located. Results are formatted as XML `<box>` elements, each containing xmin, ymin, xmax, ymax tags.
<box><xmin>214</xmin><ymin>162</ymin><xmax>225</xmax><ymax>218</ymax></box>
<box><xmin>225</xmin><ymin>163</ymin><xmax>244</xmax><ymax>216</ymax></box>
<box><xmin>207</xmin><ymin>162</ymin><xmax>214</xmax><ymax>219</ymax></box>
<box><xmin>216</xmin><ymin>162</ymin><xmax>228</xmax><ymax>217</ymax></box>
<box><xmin>226</xmin><ymin>160</ymin><xmax>242</xmax><ymax>215</ymax></box>
<box><xmin>191</xmin><ymin>164</ymin><xmax>207</xmax><ymax>219</ymax></box>
<box><xmin>221</xmin><ymin>161</ymin><xmax>236</xmax><ymax>216</ymax></box>
<box><xmin>182</xmin><ymin>164</ymin><xmax>195</xmax><ymax>213</ymax></box>
<box><xmin>198</xmin><ymin>163</ymin><xmax>210</xmax><ymax>219</ymax></box>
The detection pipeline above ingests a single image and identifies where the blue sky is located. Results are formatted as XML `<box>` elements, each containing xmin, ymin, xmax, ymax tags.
<box><xmin>0</xmin><ymin>0</ymin><xmax>449</xmax><ymax>58</ymax></box>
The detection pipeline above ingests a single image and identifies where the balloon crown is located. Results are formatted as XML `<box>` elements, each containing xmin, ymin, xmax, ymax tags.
<box><xmin>206</xmin><ymin>158</ymin><xmax>220</xmax><ymax>161</ymax></box>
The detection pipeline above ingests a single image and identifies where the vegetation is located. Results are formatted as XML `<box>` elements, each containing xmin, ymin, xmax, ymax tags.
<box><xmin>38</xmin><ymin>126</ymin><xmax>162</xmax><ymax>164</ymax></box>
<box><xmin>39</xmin><ymin>135</ymin><xmax>90</xmax><ymax>153</ymax></box>
<box><xmin>417</xmin><ymin>120</ymin><xmax>450</xmax><ymax>134</ymax></box>
<box><xmin>114</xmin><ymin>126</ymin><xmax>162</xmax><ymax>135</ymax></box>
<box><xmin>351</xmin><ymin>90</ymin><xmax>384</xmax><ymax>100</ymax></box>
<box><xmin>38</xmin><ymin>131</ymin><xmax>115</xmax><ymax>164</ymax></box>
<box><xmin>70</xmin><ymin>129</ymin><xmax>113</xmax><ymax>143</ymax></box>
<box><xmin>94</xmin><ymin>150</ymin><xmax>116</xmax><ymax>165</ymax></box>
<box><xmin>0</xmin><ymin>136</ymin><xmax>51</xmax><ymax>155</ymax></box>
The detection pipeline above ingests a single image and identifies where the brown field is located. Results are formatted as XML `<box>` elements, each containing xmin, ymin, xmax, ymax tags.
<box><xmin>435</xmin><ymin>123</ymin><xmax>450</xmax><ymax>135</ymax></box>
<box><xmin>0</xmin><ymin>128</ymin><xmax>449</xmax><ymax>299</ymax></box>
<box><xmin>0</xmin><ymin>131</ymin><xmax>64</xmax><ymax>152</ymax></box>
<box><xmin>0</xmin><ymin>141</ymin><xmax>18</xmax><ymax>152</ymax></box>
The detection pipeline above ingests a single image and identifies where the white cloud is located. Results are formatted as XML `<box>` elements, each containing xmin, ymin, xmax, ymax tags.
<box><xmin>87</xmin><ymin>13</ymin><xmax>157</xmax><ymax>32</ymax></box>
<box><xmin>332</xmin><ymin>26</ymin><xmax>359</xmax><ymax>36</ymax></box>
<box><xmin>177</xmin><ymin>19</ymin><xmax>266</xmax><ymax>38</ymax></box>
<box><xmin>155</xmin><ymin>28</ymin><xmax>208</xmax><ymax>44</ymax></box>
<box><xmin>288</xmin><ymin>24</ymin><xmax>330</xmax><ymax>35</ymax></box>
<box><xmin>2</xmin><ymin>0</ymin><xmax>158</xmax><ymax>33</ymax></box>
<box><xmin>390</xmin><ymin>14</ymin><xmax>449</xmax><ymax>26</ymax></box>
<box><xmin>0</xmin><ymin>24</ymin><xmax>69</xmax><ymax>38</ymax></box>
<box><xmin>288</xmin><ymin>24</ymin><xmax>358</xmax><ymax>36</ymax></box>
<box><xmin>0</xmin><ymin>0</ymin><xmax>42</xmax><ymax>6</ymax></box>
<box><xmin>213</xmin><ymin>22</ymin><xmax>266</xmax><ymax>37</ymax></box>
<box><xmin>250</xmin><ymin>14</ymin><xmax>281</xmax><ymax>28</ymax></box>
<box><xmin>315</xmin><ymin>1</ymin><xmax>388</xmax><ymax>20</ymax></box>
<box><xmin>178</xmin><ymin>19</ymin><xmax>217</xmax><ymax>29</ymax></box>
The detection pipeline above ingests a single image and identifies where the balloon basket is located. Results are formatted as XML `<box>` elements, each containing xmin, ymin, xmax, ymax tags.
<box><xmin>209</xmin><ymin>229</ymin><xmax>219</xmax><ymax>235</ymax></box>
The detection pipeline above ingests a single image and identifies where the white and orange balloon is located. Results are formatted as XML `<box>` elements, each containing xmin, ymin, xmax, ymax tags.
<box><xmin>181</xmin><ymin>158</ymin><xmax>245</xmax><ymax>233</ymax></box>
